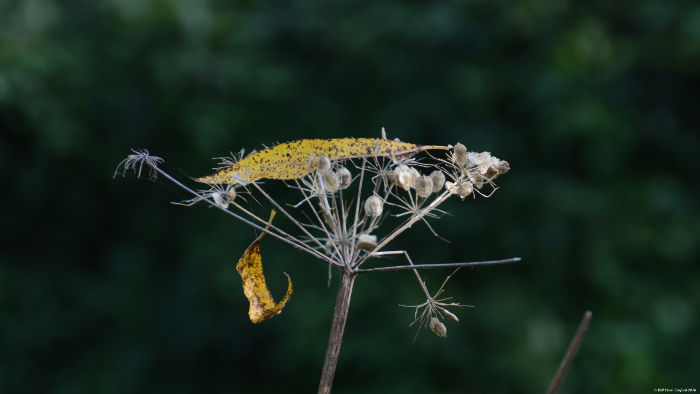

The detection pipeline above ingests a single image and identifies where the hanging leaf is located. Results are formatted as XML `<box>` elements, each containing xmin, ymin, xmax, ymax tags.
<box><xmin>198</xmin><ymin>138</ymin><xmax>449</xmax><ymax>184</ymax></box>
<box><xmin>236</xmin><ymin>211</ymin><xmax>293</xmax><ymax>323</ymax></box>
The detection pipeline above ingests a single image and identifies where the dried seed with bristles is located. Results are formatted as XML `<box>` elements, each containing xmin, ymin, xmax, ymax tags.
<box><xmin>429</xmin><ymin>170</ymin><xmax>445</xmax><ymax>193</ymax></box>
<box><xmin>430</xmin><ymin>317</ymin><xmax>447</xmax><ymax>338</ymax></box>
<box><xmin>356</xmin><ymin>234</ymin><xmax>378</xmax><ymax>250</ymax></box>
<box><xmin>337</xmin><ymin>167</ymin><xmax>352</xmax><ymax>189</ymax></box>
<box><xmin>414</xmin><ymin>175</ymin><xmax>433</xmax><ymax>198</ymax></box>
<box><xmin>364</xmin><ymin>195</ymin><xmax>384</xmax><ymax>217</ymax></box>
<box><xmin>453</xmin><ymin>143</ymin><xmax>468</xmax><ymax>166</ymax></box>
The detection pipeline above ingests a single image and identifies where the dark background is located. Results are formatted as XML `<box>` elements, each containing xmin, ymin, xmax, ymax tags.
<box><xmin>2</xmin><ymin>1</ymin><xmax>699</xmax><ymax>393</ymax></box>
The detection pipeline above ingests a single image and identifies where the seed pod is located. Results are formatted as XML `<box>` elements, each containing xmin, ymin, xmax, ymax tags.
<box><xmin>467</xmin><ymin>171</ymin><xmax>485</xmax><ymax>189</ymax></box>
<box><xmin>445</xmin><ymin>181</ymin><xmax>458</xmax><ymax>195</ymax></box>
<box><xmin>430</xmin><ymin>317</ymin><xmax>447</xmax><ymax>338</ymax></box>
<box><xmin>393</xmin><ymin>164</ymin><xmax>413</xmax><ymax>190</ymax></box>
<box><xmin>453</xmin><ymin>143</ymin><xmax>468</xmax><ymax>166</ymax></box>
<box><xmin>364</xmin><ymin>195</ymin><xmax>384</xmax><ymax>217</ymax></box>
<box><xmin>212</xmin><ymin>189</ymin><xmax>236</xmax><ymax>209</ymax></box>
<box><xmin>337</xmin><ymin>167</ymin><xmax>352</xmax><ymax>189</ymax></box>
<box><xmin>458</xmin><ymin>182</ymin><xmax>473</xmax><ymax>199</ymax></box>
<box><xmin>317</xmin><ymin>155</ymin><xmax>331</xmax><ymax>172</ymax></box>
<box><xmin>441</xmin><ymin>308</ymin><xmax>460</xmax><ymax>323</ymax></box>
<box><xmin>429</xmin><ymin>170</ymin><xmax>445</xmax><ymax>193</ymax></box>
<box><xmin>408</xmin><ymin>167</ymin><xmax>420</xmax><ymax>188</ymax></box>
<box><xmin>467</xmin><ymin>151</ymin><xmax>491</xmax><ymax>173</ymax></box>
<box><xmin>484</xmin><ymin>165</ymin><xmax>499</xmax><ymax>179</ymax></box>
<box><xmin>486</xmin><ymin>156</ymin><xmax>510</xmax><ymax>178</ymax></box>
<box><xmin>414</xmin><ymin>175</ymin><xmax>433</xmax><ymax>198</ymax></box>
<box><xmin>321</xmin><ymin>170</ymin><xmax>339</xmax><ymax>193</ymax></box>
<box><xmin>356</xmin><ymin>234</ymin><xmax>378</xmax><ymax>250</ymax></box>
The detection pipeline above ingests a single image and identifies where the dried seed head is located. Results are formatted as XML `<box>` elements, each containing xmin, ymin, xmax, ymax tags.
<box><xmin>453</xmin><ymin>143</ymin><xmax>468</xmax><ymax>166</ymax></box>
<box><xmin>337</xmin><ymin>167</ymin><xmax>352</xmax><ymax>189</ymax></box>
<box><xmin>467</xmin><ymin>151</ymin><xmax>491</xmax><ymax>173</ymax></box>
<box><xmin>458</xmin><ymin>182</ymin><xmax>473</xmax><ymax>199</ymax></box>
<box><xmin>430</xmin><ymin>317</ymin><xmax>447</xmax><ymax>338</ymax></box>
<box><xmin>446</xmin><ymin>181</ymin><xmax>474</xmax><ymax>200</ymax></box>
<box><xmin>393</xmin><ymin>164</ymin><xmax>413</xmax><ymax>191</ymax></box>
<box><xmin>484</xmin><ymin>165</ymin><xmax>499</xmax><ymax>179</ymax></box>
<box><xmin>445</xmin><ymin>181</ymin><xmax>458</xmax><ymax>195</ymax></box>
<box><xmin>356</xmin><ymin>233</ymin><xmax>378</xmax><ymax>250</ymax></box>
<box><xmin>317</xmin><ymin>155</ymin><xmax>331</xmax><ymax>172</ymax></box>
<box><xmin>364</xmin><ymin>195</ymin><xmax>384</xmax><ymax>217</ymax></box>
<box><xmin>321</xmin><ymin>170</ymin><xmax>339</xmax><ymax>193</ymax></box>
<box><xmin>467</xmin><ymin>171</ymin><xmax>485</xmax><ymax>189</ymax></box>
<box><xmin>489</xmin><ymin>157</ymin><xmax>510</xmax><ymax>175</ymax></box>
<box><xmin>441</xmin><ymin>308</ymin><xmax>460</xmax><ymax>323</ymax></box>
<box><xmin>212</xmin><ymin>189</ymin><xmax>236</xmax><ymax>209</ymax></box>
<box><xmin>429</xmin><ymin>170</ymin><xmax>445</xmax><ymax>193</ymax></box>
<box><xmin>414</xmin><ymin>175</ymin><xmax>433</xmax><ymax>198</ymax></box>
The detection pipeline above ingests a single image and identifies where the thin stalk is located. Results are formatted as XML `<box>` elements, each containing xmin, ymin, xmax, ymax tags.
<box><xmin>546</xmin><ymin>311</ymin><xmax>593</xmax><ymax>394</ymax></box>
<box><xmin>318</xmin><ymin>271</ymin><xmax>356</xmax><ymax>394</ymax></box>
<box><xmin>356</xmin><ymin>257</ymin><xmax>522</xmax><ymax>274</ymax></box>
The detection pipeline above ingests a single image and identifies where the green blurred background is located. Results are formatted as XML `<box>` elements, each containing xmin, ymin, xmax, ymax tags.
<box><xmin>2</xmin><ymin>1</ymin><xmax>699</xmax><ymax>393</ymax></box>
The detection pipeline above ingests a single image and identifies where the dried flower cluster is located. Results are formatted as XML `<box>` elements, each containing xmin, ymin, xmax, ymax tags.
<box><xmin>115</xmin><ymin>133</ymin><xmax>511</xmax><ymax>339</ymax></box>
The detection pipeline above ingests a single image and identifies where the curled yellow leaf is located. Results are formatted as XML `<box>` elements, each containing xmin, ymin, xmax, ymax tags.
<box><xmin>198</xmin><ymin>138</ymin><xmax>449</xmax><ymax>184</ymax></box>
<box><xmin>236</xmin><ymin>211</ymin><xmax>293</xmax><ymax>323</ymax></box>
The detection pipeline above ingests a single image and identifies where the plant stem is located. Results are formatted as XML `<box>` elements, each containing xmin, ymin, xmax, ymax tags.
<box><xmin>546</xmin><ymin>311</ymin><xmax>592</xmax><ymax>394</ymax></box>
<box><xmin>318</xmin><ymin>271</ymin><xmax>356</xmax><ymax>394</ymax></box>
<box><xmin>355</xmin><ymin>257</ymin><xmax>522</xmax><ymax>274</ymax></box>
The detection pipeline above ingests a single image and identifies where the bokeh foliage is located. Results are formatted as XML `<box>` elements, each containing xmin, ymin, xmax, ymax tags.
<box><xmin>2</xmin><ymin>1</ymin><xmax>699</xmax><ymax>393</ymax></box>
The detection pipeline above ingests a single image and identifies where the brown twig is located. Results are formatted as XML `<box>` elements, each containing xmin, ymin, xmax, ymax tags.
<box><xmin>318</xmin><ymin>271</ymin><xmax>356</xmax><ymax>394</ymax></box>
<box><xmin>356</xmin><ymin>257</ymin><xmax>521</xmax><ymax>274</ymax></box>
<box><xmin>546</xmin><ymin>310</ymin><xmax>592</xmax><ymax>394</ymax></box>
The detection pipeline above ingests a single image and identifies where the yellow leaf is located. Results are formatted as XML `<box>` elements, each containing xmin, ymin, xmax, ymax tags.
<box><xmin>198</xmin><ymin>138</ymin><xmax>449</xmax><ymax>184</ymax></box>
<box><xmin>236</xmin><ymin>211</ymin><xmax>293</xmax><ymax>323</ymax></box>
